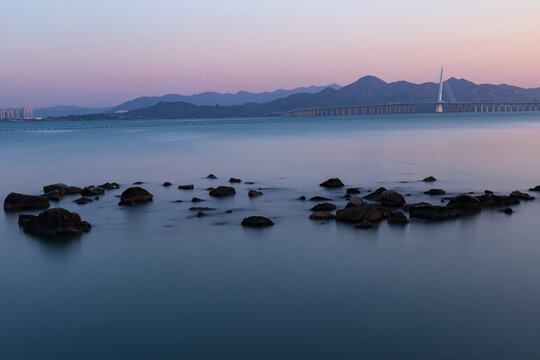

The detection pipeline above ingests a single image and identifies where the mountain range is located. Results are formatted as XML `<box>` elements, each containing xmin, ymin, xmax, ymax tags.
<box><xmin>52</xmin><ymin>76</ymin><xmax>540</xmax><ymax>120</ymax></box>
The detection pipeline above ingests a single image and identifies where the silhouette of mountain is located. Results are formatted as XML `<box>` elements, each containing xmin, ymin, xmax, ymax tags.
<box><xmin>109</xmin><ymin>84</ymin><xmax>342</xmax><ymax>112</ymax></box>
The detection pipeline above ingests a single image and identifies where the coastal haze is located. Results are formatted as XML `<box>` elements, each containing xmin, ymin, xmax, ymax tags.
<box><xmin>2</xmin><ymin>0</ymin><xmax>540</xmax><ymax>359</ymax></box>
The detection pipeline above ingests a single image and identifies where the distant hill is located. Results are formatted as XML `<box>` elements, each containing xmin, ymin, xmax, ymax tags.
<box><xmin>109</xmin><ymin>84</ymin><xmax>342</xmax><ymax>112</ymax></box>
<box><xmin>35</xmin><ymin>105</ymin><xmax>113</xmax><ymax>118</ymax></box>
<box><xmin>53</xmin><ymin>76</ymin><xmax>540</xmax><ymax>120</ymax></box>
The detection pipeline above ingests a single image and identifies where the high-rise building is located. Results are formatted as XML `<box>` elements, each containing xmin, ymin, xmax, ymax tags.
<box><xmin>0</xmin><ymin>107</ymin><xmax>33</xmax><ymax>120</ymax></box>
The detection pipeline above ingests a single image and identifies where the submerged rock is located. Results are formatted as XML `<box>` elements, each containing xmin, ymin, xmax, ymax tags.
<box><xmin>309</xmin><ymin>211</ymin><xmax>335</xmax><ymax>220</ymax></box>
<box><xmin>190</xmin><ymin>207</ymin><xmax>215</xmax><ymax>211</ymax></box>
<box><xmin>118</xmin><ymin>187</ymin><xmax>153</xmax><ymax>205</ymax></box>
<box><xmin>499</xmin><ymin>208</ymin><xmax>513</xmax><ymax>215</ymax></box>
<box><xmin>298</xmin><ymin>196</ymin><xmax>306</xmax><ymax>201</ymax></box>
<box><xmin>133</xmin><ymin>181</ymin><xmax>144</xmax><ymax>185</ymax></box>
<box><xmin>178</xmin><ymin>184</ymin><xmax>194</xmax><ymax>190</ymax></box>
<box><xmin>310</xmin><ymin>203</ymin><xmax>337</xmax><ymax>212</ymax></box>
<box><xmin>320</xmin><ymin>178</ymin><xmax>344</xmax><ymax>188</ymax></box>
<box><xmin>446</xmin><ymin>195</ymin><xmax>482</xmax><ymax>214</ymax></box>
<box><xmin>229</xmin><ymin>178</ymin><xmax>242</xmax><ymax>183</ymax></box>
<box><xmin>387</xmin><ymin>210</ymin><xmax>409</xmax><ymax>225</ymax></box>
<box><xmin>207</xmin><ymin>174</ymin><xmax>217</xmax><ymax>179</ymax></box>
<box><xmin>163</xmin><ymin>182</ymin><xmax>172</xmax><ymax>187</ymax></box>
<box><xmin>209</xmin><ymin>186</ymin><xmax>236</xmax><ymax>197</ymax></box>
<box><xmin>248</xmin><ymin>190</ymin><xmax>263</xmax><ymax>197</ymax></box>
<box><xmin>407</xmin><ymin>203</ymin><xmax>459</xmax><ymax>221</ymax></box>
<box><xmin>346</xmin><ymin>188</ymin><xmax>361</xmax><ymax>194</ymax></box>
<box><xmin>425</xmin><ymin>189</ymin><xmax>446</xmax><ymax>195</ymax></box>
<box><xmin>379</xmin><ymin>190</ymin><xmax>406</xmax><ymax>207</ymax></box>
<box><xmin>509</xmin><ymin>190</ymin><xmax>535</xmax><ymax>201</ymax></box>
<box><xmin>18</xmin><ymin>208</ymin><xmax>91</xmax><ymax>236</ymax></box>
<box><xmin>241</xmin><ymin>216</ymin><xmax>274</xmax><ymax>228</ymax></box>
<box><xmin>4</xmin><ymin>193</ymin><xmax>50</xmax><ymax>211</ymax></box>
<box><xmin>192</xmin><ymin>197</ymin><xmax>205</xmax><ymax>202</ymax></box>
<box><xmin>355</xmin><ymin>221</ymin><xmax>374</xmax><ymax>229</ymax></box>
<box><xmin>310</xmin><ymin>196</ymin><xmax>331</xmax><ymax>201</ymax></box>
<box><xmin>73</xmin><ymin>197</ymin><xmax>93</xmax><ymax>205</ymax></box>
<box><xmin>363</xmin><ymin>187</ymin><xmax>387</xmax><ymax>201</ymax></box>
<box><xmin>81</xmin><ymin>186</ymin><xmax>105</xmax><ymax>197</ymax></box>
<box><xmin>423</xmin><ymin>176</ymin><xmax>437</xmax><ymax>182</ymax></box>
<box><xmin>476</xmin><ymin>194</ymin><xmax>519</xmax><ymax>208</ymax></box>
<box><xmin>335</xmin><ymin>204</ymin><xmax>391</xmax><ymax>223</ymax></box>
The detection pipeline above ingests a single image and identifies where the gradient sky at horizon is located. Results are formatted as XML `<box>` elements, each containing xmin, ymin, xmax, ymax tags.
<box><xmin>1</xmin><ymin>0</ymin><xmax>539</xmax><ymax>107</ymax></box>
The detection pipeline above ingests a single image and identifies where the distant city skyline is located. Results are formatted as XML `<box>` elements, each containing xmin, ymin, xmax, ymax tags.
<box><xmin>1</xmin><ymin>0</ymin><xmax>539</xmax><ymax>107</ymax></box>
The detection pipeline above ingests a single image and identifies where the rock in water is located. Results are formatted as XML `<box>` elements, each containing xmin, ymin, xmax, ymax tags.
<box><xmin>229</xmin><ymin>178</ymin><xmax>242</xmax><ymax>183</ymax></box>
<box><xmin>73</xmin><ymin>197</ymin><xmax>93</xmax><ymax>205</ymax></box>
<box><xmin>529</xmin><ymin>185</ymin><xmax>540</xmax><ymax>192</ymax></box>
<box><xmin>241</xmin><ymin>216</ymin><xmax>274</xmax><ymax>228</ymax></box>
<box><xmin>509</xmin><ymin>190</ymin><xmax>535</xmax><ymax>200</ymax></box>
<box><xmin>446</xmin><ymin>195</ymin><xmax>482</xmax><ymax>214</ymax></box>
<box><xmin>346</xmin><ymin>188</ymin><xmax>361</xmax><ymax>194</ymax></box>
<box><xmin>363</xmin><ymin>187</ymin><xmax>387</xmax><ymax>201</ymax></box>
<box><xmin>162</xmin><ymin>182</ymin><xmax>172</xmax><ymax>187</ymax></box>
<box><xmin>248</xmin><ymin>190</ymin><xmax>263</xmax><ymax>197</ymax></box>
<box><xmin>81</xmin><ymin>186</ymin><xmax>105</xmax><ymax>196</ymax></box>
<box><xmin>499</xmin><ymin>208</ymin><xmax>513</xmax><ymax>215</ymax></box>
<box><xmin>4</xmin><ymin>193</ymin><xmax>50</xmax><ymax>211</ymax></box>
<box><xmin>475</xmin><ymin>195</ymin><xmax>519</xmax><ymax>208</ymax></box>
<box><xmin>379</xmin><ymin>190</ymin><xmax>406</xmax><ymax>207</ymax></box>
<box><xmin>209</xmin><ymin>186</ymin><xmax>236</xmax><ymax>197</ymax></box>
<box><xmin>43</xmin><ymin>183</ymin><xmax>82</xmax><ymax>196</ymax></box>
<box><xmin>310</xmin><ymin>196</ymin><xmax>331</xmax><ymax>201</ymax></box>
<box><xmin>310</xmin><ymin>202</ymin><xmax>337</xmax><ymax>212</ymax></box>
<box><xmin>407</xmin><ymin>203</ymin><xmax>459</xmax><ymax>221</ymax></box>
<box><xmin>192</xmin><ymin>197</ymin><xmax>205</xmax><ymax>202</ymax></box>
<box><xmin>18</xmin><ymin>208</ymin><xmax>91</xmax><ymax>236</ymax></box>
<box><xmin>118</xmin><ymin>187</ymin><xmax>153</xmax><ymax>205</ymax></box>
<box><xmin>425</xmin><ymin>189</ymin><xmax>446</xmax><ymax>195</ymax></box>
<box><xmin>320</xmin><ymin>178</ymin><xmax>344</xmax><ymax>188</ymax></box>
<box><xmin>178</xmin><ymin>184</ymin><xmax>194</xmax><ymax>190</ymax></box>
<box><xmin>41</xmin><ymin>190</ymin><xmax>62</xmax><ymax>201</ymax></box>
<box><xmin>423</xmin><ymin>176</ymin><xmax>437</xmax><ymax>182</ymax></box>
<box><xmin>99</xmin><ymin>182</ymin><xmax>120</xmax><ymax>190</ymax></box>
<box><xmin>387</xmin><ymin>210</ymin><xmax>409</xmax><ymax>225</ymax></box>
<box><xmin>355</xmin><ymin>221</ymin><xmax>374</xmax><ymax>229</ymax></box>
<box><xmin>309</xmin><ymin>211</ymin><xmax>335</xmax><ymax>220</ymax></box>
<box><xmin>207</xmin><ymin>174</ymin><xmax>217</xmax><ymax>179</ymax></box>
<box><xmin>335</xmin><ymin>204</ymin><xmax>391</xmax><ymax>223</ymax></box>
<box><xmin>346</xmin><ymin>196</ymin><xmax>366</xmax><ymax>208</ymax></box>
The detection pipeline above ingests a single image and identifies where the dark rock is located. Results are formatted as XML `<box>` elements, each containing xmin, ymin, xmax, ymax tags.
<box><xmin>298</xmin><ymin>196</ymin><xmax>306</xmax><ymax>201</ymax></box>
<box><xmin>346</xmin><ymin>196</ymin><xmax>366</xmax><ymax>208</ymax></box>
<box><xmin>192</xmin><ymin>197</ymin><xmax>205</xmax><ymax>202</ymax></box>
<box><xmin>4</xmin><ymin>193</ymin><xmax>50</xmax><ymax>211</ymax></box>
<box><xmin>320</xmin><ymin>178</ymin><xmax>344</xmax><ymax>188</ymax></box>
<box><xmin>309</xmin><ymin>211</ymin><xmax>335</xmax><ymax>220</ymax></box>
<box><xmin>476</xmin><ymin>195</ymin><xmax>519</xmax><ymax>208</ymax></box>
<box><xmin>133</xmin><ymin>181</ymin><xmax>144</xmax><ymax>185</ymax></box>
<box><xmin>18</xmin><ymin>208</ymin><xmax>91</xmax><ymax>236</ymax></box>
<box><xmin>118</xmin><ymin>187</ymin><xmax>153</xmax><ymax>205</ymax></box>
<box><xmin>241</xmin><ymin>216</ymin><xmax>274</xmax><ymax>228</ymax></box>
<box><xmin>245</xmin><ymin>182</ymin><xmax>255</xmax><ymax>185</ymax></box>
<box><xmin>423</xmin><ymin>176</ymin><xmax>437</xmax><ymax>182</ymax></box>
<box><xmin>529</xmin><ymin>185</ymin><xmax>540</xmax><ymax>192</ymax></box>
<box><xmin>94</xmin><ymin>197</ymin><xmax>99</xmax><ymax>200</ymax></box>
<box><xmin>73</xmin><ymin>197</ymin><xmax>93</xmax><ymax>205</ymax></box>
<box><xmin>379</xmin><ymin>190</ymin><xmax>406</xmax><ymax>207</ymax></box>
<box><xmin>174</xmin><ymin>200</ymin><xmax>183</xmax><ymax>203</ymax></box>
<box><xmin>387</xmin><ymin>210</ymin><xmax>409</xmax><ymax>225</ymax></box>
<box><xmin>196</xmin><ymin>211</ymin><xmax>206</xmax><ymax>217</ymax></box>
<box><xmin>446</xmin><ymin>195</ymin><xmax>482</xmax><ymax>214</ymax></box>
<box><xmin>425</xmin><ymin>189</ymin><xmax>446</xmax><ymax>195</ymax></box>
<box><xmin>485</xmin><ymin>190</ymin><xmax>494</xmax><ymax>195</ymax></box>
<box><xmin>178</xmin><ymin>184</ymin><xmax>194</xmax><ymax>190</ymax></box>
<box><xmin>310</xmin><ymin>196</ymin><xmax>331</xmax><ymax>201</ymax></box>
<box><xmin>225</xmin><ymin>210</ymin><xmax>233</xmax><ymax>214</ymax></box>
<box><xmin>355</xmin><ymin>221</ymin><xmax>374</xmax><ymax>229</ymax></box>
<box><xmin>207</xmin><ymin>174</ymin><xmax>217</xmax><ymax>179</ymax></box>
<box><xmin>509</xmin><ymin>190</ymin><xmax>535</xmax><ymax>201</ymax></box>
<box><xmin>41</xmin><ymin>190</ymin><xmax>62</xmax><ymax>201</ymax></box>
<box><xmin>229</xmin><ymin>178</ymin><xmax>242</xmax><ymax>183</ymax></box>
<box><xmin>408</xmin><ymin>203</ymin><xmax>459</xmax><ymax>221</ymax></box>
<box><xmin>206</xmin><ymin>187</ymin><xmax>215</xmax><ymax>191</ymax></box>
<box><xmin>363</xmin><ymin>187</ymin><xmax>387</xmax><ymax>201</ymax></box>
<box><xmin>81</xmin><ymin>186</ymin><xmax>105</xmax><ymax>196</ymax></box>
<box><xmin>310</xmin><ymin>202</ymin><xmax>337</xmax><ymax>212</ymax></box>
<box><xmin>500</xmin><ymin>208</ymin><xmax>513</xmax><ymax>214</ymax></box>
<box><xmin>162</xmin><ymin>182</ymin><xmax>172</xmax><ymax>187</ymax></box>
<box><xmin>43</xmin><ymin>183</ymin><xmax>82</xmax><ymax>196</ymax></box>
<box><xmin>190</xmin><ymin>207</ymin><xmax>215</xmax><ymax>211</ymax></box>
<box><xmin>248</xmin><ymin>190</ymin><xmax>263</xmax><ymax>197</ymax></box>
<box><xmin>99</xmin><ymin>182</ymin><xmax>120</xmax><ymax>190</ymax></box>
<box><xmin>346</xmin><ymin>188</ymin><xmax>361</xmax><ymax>194</ymax></box>
<box><xmin>335</xmin><ymin>204</ymin><xmax>391</xmax><ymax>223</ymax></box>
<box><xmin>209</xmin><ymin>186</ymin><xmax>236</xmax><ymax>197</ymax></box>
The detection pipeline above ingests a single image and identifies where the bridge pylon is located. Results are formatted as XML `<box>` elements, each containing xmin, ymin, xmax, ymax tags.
<box><xmin>436</xmin><ymin>67</ymin><xmax>445</xmax><ymax>113</ymax></box>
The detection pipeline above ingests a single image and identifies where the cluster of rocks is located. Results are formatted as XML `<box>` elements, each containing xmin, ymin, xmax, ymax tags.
<box><xmin>5</xmin><ymin>175</ymin><xmax>539</xmax><ymax>237</ymax></box>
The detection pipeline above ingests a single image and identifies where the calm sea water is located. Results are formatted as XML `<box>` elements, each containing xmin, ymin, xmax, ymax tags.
<box><xmin>2</xmin><ymin>113</ymin><xmax>540</xmax><ymax>359</ymax></box>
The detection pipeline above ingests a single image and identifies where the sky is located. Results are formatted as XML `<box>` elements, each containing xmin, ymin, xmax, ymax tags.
<box><xmin>1</xmin><ymin>0</ymin><xmax>539</xmax><ymax>107</ymax></box>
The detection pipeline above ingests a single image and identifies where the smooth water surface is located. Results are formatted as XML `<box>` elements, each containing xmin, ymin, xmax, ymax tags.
<box><xmin>2</xmin><ymin>113</ymin><xmax>540</xmax><ymax>359</ymax></box>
